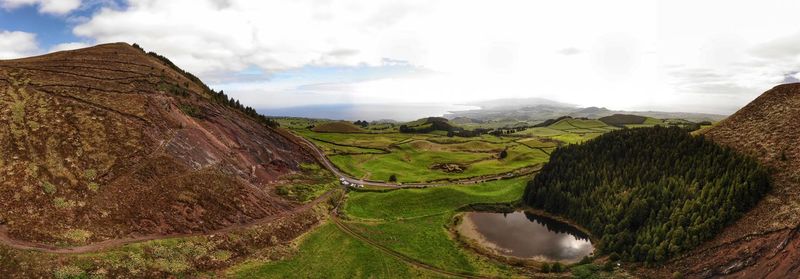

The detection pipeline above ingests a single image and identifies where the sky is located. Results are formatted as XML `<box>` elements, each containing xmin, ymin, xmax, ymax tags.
<box><xmin>2</xmin><ymin>0</ymin><xmax>800</xmax><ymax>116</ymax></box>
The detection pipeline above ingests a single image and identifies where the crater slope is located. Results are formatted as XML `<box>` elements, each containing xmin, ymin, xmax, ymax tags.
<box><xmin>662</xmin><ymin>83</ymin><xmax>800</xmax><ymax>278</ymax></box>
<box><xmin>0</xmin><ymin>43</ymin><xmax>316</xmax><ymax>246</ymax></box>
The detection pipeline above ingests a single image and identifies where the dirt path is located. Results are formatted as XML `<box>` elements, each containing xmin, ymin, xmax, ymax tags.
<box><xmin>0</xmin><ymin>190</ymin><xmax>335</xmax><ymax>254</ymax></box>
<box><xmin>331</xmin><ymin>215</ymin><xmax>491</xmax><ymax>279</ymax></box>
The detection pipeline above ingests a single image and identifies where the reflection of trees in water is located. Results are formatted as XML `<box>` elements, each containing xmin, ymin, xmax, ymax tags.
<box><xmin>523</xmin><ymin>212</ymin><xmax>590</xmax><ymax>241</ymax></box>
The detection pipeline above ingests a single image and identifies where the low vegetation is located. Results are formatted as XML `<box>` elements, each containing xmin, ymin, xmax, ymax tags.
<box><xmin>311</xmin><ymin>121</ymin><xmax>365</xmax><ymax>133</ymax></box>
<box><xmin>232</xmin><ymin>178</ymin><xmax>531</xmax><ymax>278</ymax></box>
<box><xmin>275</xmin><ymin>163</ymin><xmax>337</xmax><ymax>202</ymax></box>
<box><xmin>598</xmin><ymin>114</ymin><xmax>647</xmax><ymax>127</ymax></box>
<box><xmin>523</xmin><ymin>126</ymin><xmax>770</xmax><ymax>263</ymax></box>
<box><xmin>228</xmin><ymin>224</ymin><xmax>438</xmax><ymax>278</ymax></box>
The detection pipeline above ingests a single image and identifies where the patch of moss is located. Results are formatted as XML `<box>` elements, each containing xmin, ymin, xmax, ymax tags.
<box><xmin>41</xmin><ymin>181</ymin><xmax>56</xmax><ymax>195</ymax></box>
<box><xmin>212</xmin><ymin>250</ymin><xmax>233</xmax><ymax>262</ymax></box>
<box><xmin>54</xmin><ymin>197</ymin><xmax>76</xmax><ymax>209</ymax></box>
<box><xmin>83</xmin><ymin>169</ymin><xmax>97</xmax><ymax>181</ymax></box>
<box><xmin>11</xmin><ymin>101</ymin><xmax>25</xmax><ymax>125</ymax></box>
<box><xmin>63</xmin><ymin>229</ymin><xmax>93</xmax><ymax>243</ymax></box>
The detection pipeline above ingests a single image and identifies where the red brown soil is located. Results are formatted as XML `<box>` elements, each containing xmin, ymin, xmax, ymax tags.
<box><xmin>653</xmin><ymin>83</ymin><xmax>800</xmax><ymax>278</ymax></box>
<box><xmin>0</xmin><ymin>43</ymin><xmax>317</xmax><ymax>246</ymax></box>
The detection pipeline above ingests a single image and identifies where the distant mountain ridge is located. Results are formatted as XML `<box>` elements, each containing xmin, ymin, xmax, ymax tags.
<box><xmin>446</xmin><ymin>98</ymin><xmax>726</xmax><ymax>123</ymax></box>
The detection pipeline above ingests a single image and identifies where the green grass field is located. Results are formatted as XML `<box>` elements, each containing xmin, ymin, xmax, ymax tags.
<box><xmin>227</xmin><ymin>224</ymin><xmax>446</xmax><ymax>279</ymax></box>
<box><xmin>227</xmin><ymin>116</ymin><xmax>649</xmax><ymax>278</ymax></box>
<box><xmin>289</xmin><ymin>115</ymin><xmax>676</xmax><ymax>183</ymax></box>
<box><xmin>513</xmin><ymin>118</ymin><xmax>622</xmax><ymax>144</ymax></box>
<box><xmin>297</xmin><ymin>129</ymin><xmax>549</xmax><ymax>183</ymax></box>
<box><xmin>341</xmin><ymin>178</ymin><xmax>529</xmax><ymax>276</ymax></box>
<box><xmin>329</xmin><ymin>143</ymin><xmax>548</xmax><ymax>183</ymax></box>
<box><xmin>228</xmin><ymin>178</ymin><xmax>529</xmax><ymax>278</ymax></box>
<box><xmin>344</xmin><ymin>177</ymin><xmax>527</xmax><ymax>219</ymax></box>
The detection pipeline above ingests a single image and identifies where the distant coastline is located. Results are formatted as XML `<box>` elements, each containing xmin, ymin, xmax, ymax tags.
<box><xmin>258</xmin><ymin>103</ymin><xmax>480</xmax><ymax>121</ymax></box>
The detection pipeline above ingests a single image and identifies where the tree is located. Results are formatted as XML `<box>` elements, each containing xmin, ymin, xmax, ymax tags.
<box><xmin>389</xmin><ymin>174</ymin><xmax>397</xmax><ymax>182</ymax></box>
<box><xmin>540</xmin><ymin>263</ymin><xmax>550</xmax><ymax>273</ymax></box>
<box><xmin>551</xmin><ymin>262</ymin><xmax>564</xmax><ymax>273</ymax></box>
<box><xmin>499</xmin><ymin>148</ymin><xmax>508</xmax><ymax>159</ymax></box>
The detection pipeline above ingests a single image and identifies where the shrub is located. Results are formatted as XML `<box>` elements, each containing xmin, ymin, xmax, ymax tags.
<box><xmin>551</xmin><ymin>262</ymin><xmax>564</xmax><ymax>273</ymax></box>
<box><xmin>53</xmin><ymin>197</ymin><xmax>76</xmax><ymax>209</ymax></box>
<box><xmin>388</xmin><ymin>174</ymin><xmax>397</xmax><ymax>182</ymax></box>
<box><xmin>602</xmin><ymin>261</ymin><xmax>615</xmax><ymax>272</ymax></box>
<box><xmin>84</xmin><ymin>169</ymin><xmax>97</xmax><ymax>180</ymax></box>
<box><xmin>540</xmin><ymin>263</ymin><xmax>551</xmax><ymax>273</ymax></box>
<box><xmin>53</xmin><ymin>265</ymin><xmax>85</xmax><ymax>279</ymax></box>
<box><xmin>179</xmin><ymin>104</ymin><xmax>202</xmax><ymax>118</ymax></box>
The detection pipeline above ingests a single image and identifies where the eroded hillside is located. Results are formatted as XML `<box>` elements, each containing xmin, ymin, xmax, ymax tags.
<box><xmin>660</xmin><ymin>83</ymin><xmax>800</xmax><ymax>278</ymax></box>
<box><xmin>0</xmin><ymin>43</ymin><xmax>316</xmax><ymax>246</ymax></box>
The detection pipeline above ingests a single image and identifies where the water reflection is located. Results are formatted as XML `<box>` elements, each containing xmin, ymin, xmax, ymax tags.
<box><xmin>462</xmin><ymin>211</ymin><xmax>594</xmax><ymax>262</ymax></box>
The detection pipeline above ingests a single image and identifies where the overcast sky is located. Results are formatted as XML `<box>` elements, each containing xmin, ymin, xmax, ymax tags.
<box><xmin>2</xmin><ymin>0</ymin><xmax>800</xmax><ymax>114</ymax></box>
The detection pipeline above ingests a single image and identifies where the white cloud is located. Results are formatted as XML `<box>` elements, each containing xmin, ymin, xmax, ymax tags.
<box><xmin>1</xmin><ymin>0</ymin><xmax>81</xmax><ymax>14</ymax></box>
<box><xmin>0</xmin><ymin>30</ymin><xmax>40</xmax><ymax>59</ymax></box>
<box><xmin>49</xmin><ymin>42</ymin><xmax>90</xmax><ymax>52</ymax></box>
<box><xmin>68</xmin><ymin>0</ymin><xmax>800</xmax><ymax>113</ymax></box>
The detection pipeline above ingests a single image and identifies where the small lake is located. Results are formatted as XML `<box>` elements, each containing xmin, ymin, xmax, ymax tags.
<box><xmin>458</xmin><ymin>211</ymin><xmax>594</xmax><ymax>263</ymax></box>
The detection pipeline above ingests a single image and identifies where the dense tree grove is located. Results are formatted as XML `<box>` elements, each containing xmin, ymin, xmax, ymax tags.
<box><xmin>353</xmin><ymin>120</ymin><xmax>369</xmax><ymax>127</ymax></box>
<box><xmin>598</xmin><ymin>114</ymin><xmax>646</xmax><ymax>127</ymax></box>
<box><xmin>523</xmin><ymin>126</ymin><xmax>770</xmax><ymax>263</ymax></box>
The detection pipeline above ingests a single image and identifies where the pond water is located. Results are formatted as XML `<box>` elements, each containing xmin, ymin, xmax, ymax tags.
<box><xmin>458</xmin><ymin>211</ymin><xmax>594</xmax><ymax>263</ymax></box>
